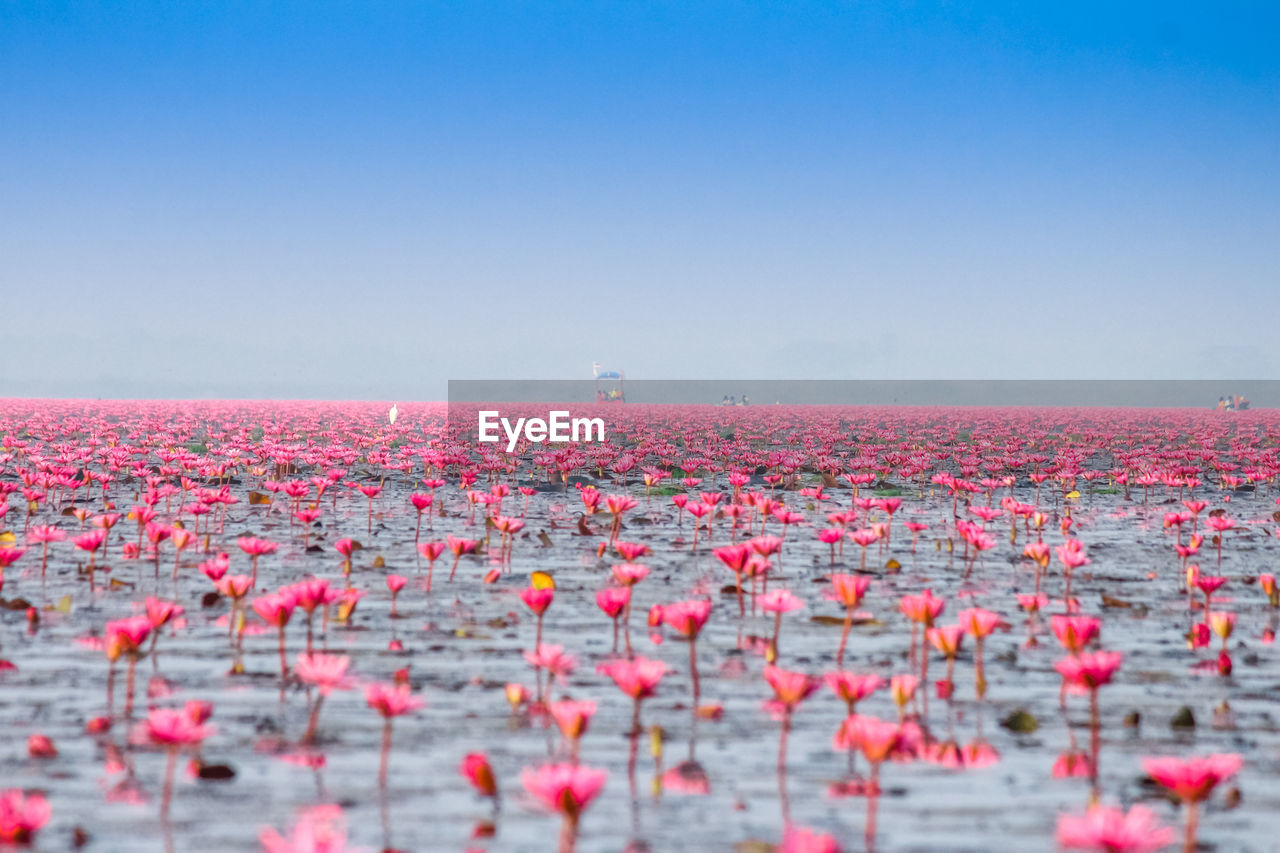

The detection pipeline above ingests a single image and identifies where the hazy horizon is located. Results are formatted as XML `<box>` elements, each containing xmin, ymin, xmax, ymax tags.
<box><xmin>3</xmin><ymin>2</ymin><xmax>1277</xmax><ymax>400</ymax></box>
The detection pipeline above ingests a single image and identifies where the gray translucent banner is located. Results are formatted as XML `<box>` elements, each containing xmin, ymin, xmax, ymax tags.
<box><xmin>448</xmin><ymin>379</ymin><xmax>1277</xmax><ymax>407</ymax></box>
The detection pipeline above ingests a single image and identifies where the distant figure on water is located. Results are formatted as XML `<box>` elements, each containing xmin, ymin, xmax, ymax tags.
<box><xmin>389</xmin><ymin>403</ymin><xmax>398</xmax><ymax>424</ymax></box>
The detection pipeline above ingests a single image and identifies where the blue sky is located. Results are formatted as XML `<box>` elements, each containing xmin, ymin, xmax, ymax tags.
<box><xmin>2</xmin><ymin>1</ymin><xmax>1277</xmax><ymax>398</ymax></box>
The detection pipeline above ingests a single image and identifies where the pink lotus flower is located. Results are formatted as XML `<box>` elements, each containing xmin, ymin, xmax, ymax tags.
<box><xmin>713</xmin><ymin>543</ymin><xmax>752</xmax><ymax>573</ymax></box>
<box><xmin>759</xmin><ymin>589</ymin><xmax>804</xmax><ymax>614</ymax></box>
<box><xmin>106</xmin><ymin>615</ymin><xmax>153</xmax><ymax>659</ymax></box>
<box><xmin>137</xmin><ymin>706</ymin><xmax>215</xmax><ymax>747</ymax></box>
<box><xmin>73</xmin><ymin>529</ymin><xmax>107</xmax><ymax>553</ymax></box>
<box><xmin>416</xmin><ymin>541</ymin><xmax>444</xmax><ymax>562</ymax></box>
<box><xmin>779</xmin><ymin>825</ymin><xmax>842</xmax><ymax>853</ymax></box>
<box><xmin>1056</xmin><ymin>804</ymin><xmax>1175</xmax><ymax>852</ymax></box>
<box><xmin>661</xmin><ymin>599</ymin><xmax>711</xmax><ymax>638</ymax></box>
<box><xmin>1052</xmin><ymin>750</ymin><xmax>1092</xmax><ymax>779</ymax></box>
<box><xmin>614</xmin><ymin>541</ymin><xmax>649</xmax><ymax>561</ymax></box>
<box><xmin>238</xmin><ymin>536</ymin><xmax>279</xmax><ymax>557</ymax></box>
<box><xmin>26</xmin><ymin>525</ymin><xmax>64</xmax><ymax>544</ymax></box>
<box><xmin>890</xmin><ymin>674</ymin><xmax>919</xmax><ymax>708</ymax></box>
<box><xmin>597</xmin><ymin>656</ymin><xmax>666</xmax><ymax>700</ymax></box>
<box><xmin>365</xmin><ymin>682</ymin><xmax>425</xmax><ymax>718</ymax></box>
<box><xmin>835</xmin><ymin>715</ymin><xmax>918</xmax><ymax>766</ymax></box>
<box><xmin>763</xmin><ymin>665</ymin><xmax>820</xmax><ymax>710</ymax></box>
<box><xmin>1141</xmin><ymin>753</ymin><xmax>1242</xmax><ymax>804</ymax></box>
<box><xmin>460</xmin><ymin>752</ymin><xmax>498</xmax><ymax>798</ymax></box>
<box><xmin>520</xmin><ymin>763</ymin><xmax>607</xmax><ymax>818</ymax></box>
<box><xmin>0</xmin><ymin>789</ymin><xmax>50</xmax><ymax>844</ymax></box>
<box><xmin>1055</xmin><ymin>539</ymin><xmax>1090</xmax><ymax>570</ymax></box>
<box><xmin>519</xmin><ymin>586</ymin><xmax>555</xmax><ymax>615</ymax></box>
<box><xmin>900</xmin><ymin>589</ymin><xmax>945</xmax><ymax>626</ymax></box>
<box><xmin>595</xmin><ymin>586</ymin><xmax>630</xmax><ymax>618</ymax></box>
<box><xmin>260</xmin><ymin>804</ymin><xmax>361</xmax><ymax>853</ymax></box>
<box><xmin>523</xmin><ymin>644</ymin><xmax>577</xmax><ymax>682</ymax></box>
<box><xmin>549</xmin><ymin>699</ymin><xmax>596</xmax><ymax>741</ymax></box>
<box><xmin>923</xmin><ymin>620</ymin><xmax>962</xmax><ymax>655</ymax></box>
<box><xmin>215</xmin><ymin>574</ymin><xmax>254</xmax><ymax>599</ymax></box>
<box><xmin>1054</xmin><ymin>650</ymin><xmax>1122</xmax><ymax>693</ymax></box>
<box><xmin>829</xmin><ymin>573</ymin><xmax>871</xmax><ymax>608</ymax></box>
<box><xmin>824</xmin><ymin>671</ymin><xmax>883</xmax><ymax>712</ymax></box>
<box><xmin>290</xmin><ymin>579</ymin><xmax>339</xmax><ymax>614</ymax></box>
<box><xmin>612</xmin><ymin>563</ymin><xmax>650</xmax><ymax>586</ymax></box>
<box><xmin>957</xmin><ymin>607</ymin><xmax>1000</xmax><ymax>638</ymax></box>
<box><xmin>253</xmin><ymin>592</ymin><xmax>296</xmax><ymax>627</ymax></box>
<box><xmin>1051</xmin><ymin>614</ymin><xmax>1101</xmax><ymax>653</ymax></box>
<box><xmin>295</xmin><ymin>654</ymin><xmax>355</xmax><ymax>695</ymax></box>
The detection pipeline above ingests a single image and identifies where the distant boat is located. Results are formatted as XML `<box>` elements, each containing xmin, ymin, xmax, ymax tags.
<box><xmin>593</xmin><ymin>363</ymin><xmax>625</xmax><ymax>403</ymax></box>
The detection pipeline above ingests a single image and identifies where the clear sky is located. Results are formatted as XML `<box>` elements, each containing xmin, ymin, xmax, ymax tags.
<box><xmin>2</xmin><ymin>2</ymin><xmax>1277</xmax><ymax>399</ymax></box>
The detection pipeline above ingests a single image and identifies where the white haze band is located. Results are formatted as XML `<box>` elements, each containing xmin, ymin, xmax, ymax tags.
<box><xmin>477</xmin><ymin>410</ymin><xmax>607</xmax><ymax>452</ymax></box>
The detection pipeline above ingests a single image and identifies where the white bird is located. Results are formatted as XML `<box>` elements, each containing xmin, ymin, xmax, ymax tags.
<box><xmin>388</xmin><ymin>403</ymin><xmax>398</xmax><ymax>425</ymax></box>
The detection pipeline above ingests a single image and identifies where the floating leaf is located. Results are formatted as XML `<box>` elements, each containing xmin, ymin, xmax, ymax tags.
<box><xmin>55</xmin><ymin>595</ymin><xmax>72</xmax><ymax>613</ymax></box>
<box><xmin>0</xmin><ymin>532</ymin><xmax>15</xmax><ymax>545</ymax></box>
<box><xmin>810</xmin><ymin>614</ymin><xmax>876</xmax><ymax>627</ymax></box>
<box><xmin>531</xmin><ymin>571</ymin><xmax>555</xmax><ymax>590</ymax></box>
<box><xmin>1065</xmin><ymin>490</ymin><xmax>1081</xmax><ymax>499</ymax></box>
<box><xmin>735</xmin><ymin>841</ymin><xmax>776</xmax><ymax>853</ymax></box>
<box><xmin>537</xmin><ymin>530</ymin><xmax>553</xmax><ymax>548</ymax></box>
<box><xmin>1000</xmin><ymin>709</ymin><xmax>1039</xmax><ymax>733</ymax></box>
<box><xmin>247</xmin><ymin>491</ymin><xmax>271</xmax><ymax>505</ymax></box>
<box><xmin>196</xmin><ymin>763</ymin><xmax>236</xmax><ymax>780</ymax></box>
<box><xmin>372</xmin><ymin>555</ymin><xmax>386</xmax><ymax>569</ymax></box>
<box><xmin>885</xmin><ymin>558</ymin><xmax>901</xmax><ymax>570</ymax></box>
<box><xmin>1101</xmin><ymin>595</ymin><xmax>1131</xmax><ymax>608</ymax></box>
<box><xmin>1170</xmin><ymin>706</ymin><xmax>1196</xmax><ymax>729</ymax></box>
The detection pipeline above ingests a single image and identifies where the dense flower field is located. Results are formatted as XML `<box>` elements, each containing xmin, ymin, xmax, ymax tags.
<box><xmin>0</xmin><ymin>400</ymin><xmax>1276</xmax><ymax>852</ymax></box>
